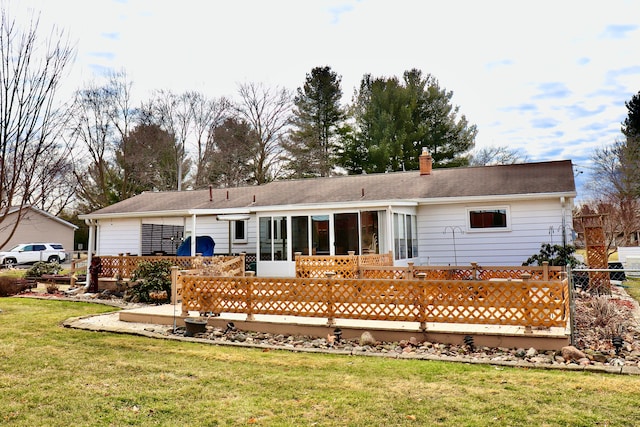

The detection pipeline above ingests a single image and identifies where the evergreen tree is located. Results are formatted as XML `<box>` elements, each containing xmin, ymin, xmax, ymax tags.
<box><xmin>342</xmin><ymin>69</ymin><xmax>476</xmax><ymax>174</ymax></box>
<box><xmin>617</xmin><ymin>91</ymin><xmax>640</xmax><ymax>196</ymax></box>
<box><xmin>622</xmin><ymin>91</ymin><xmax>640</xmax><ymax>141</ymax></box>
<box><xmin>284</xmin><ymin>66</ymin><xmax>345</xmax><ymax>177</ymax></box>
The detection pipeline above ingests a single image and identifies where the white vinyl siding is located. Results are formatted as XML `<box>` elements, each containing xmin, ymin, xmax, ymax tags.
<box><xmin>0</xmin><ymin>209</ymin><xmax>76</xmax><ymax>251</ymax></box>
<box><xmin>97</xmin><ymin>219</ymin><xmax>141</xmax><ymax>255</ymax></box>
<box><xmin>190</xmin><ymin>216</ymin><xmax>257</xmax><ymax>255</ymax></box>
<box><xmin>417</xmin><ymin>199</ymin><xmax>572</xmax><ymax>266</ymax></box>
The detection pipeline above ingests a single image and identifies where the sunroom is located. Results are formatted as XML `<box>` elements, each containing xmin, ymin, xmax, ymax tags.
<box><xmin>255</xmin><ymin>205</ymin><xmax>419</xmax><ymax>277</ymax></box>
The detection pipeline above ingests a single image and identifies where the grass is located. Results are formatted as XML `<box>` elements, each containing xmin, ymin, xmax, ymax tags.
<box><xmin>0</xmin><ymin>298</ymin><xmax>640</xmax><ymax>426</ymax></box>
<box><xmin>623</xmin><ymin>277</ymin><xmax>640</xmax><ymax>301</ymax></box>
<box><xmin>0</xmin><ymin>268</ymin><xmax>26</xmax><ymax>279</ymax></box>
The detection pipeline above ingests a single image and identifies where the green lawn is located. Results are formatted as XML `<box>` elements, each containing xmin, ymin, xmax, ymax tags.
<box><xmin>624</xmin><ymin>277</ymin><xmax>640</xmax><ymax>301</ymax></box>
<box><xmin>1</xmin><ymin>298</ymin><xmax>640</xmax><ymax>426</ymax></box>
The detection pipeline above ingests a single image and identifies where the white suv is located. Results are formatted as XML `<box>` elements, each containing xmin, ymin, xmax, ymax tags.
<box><xmin>0</xmin><ymin>243</ymin><xmax>67</xmax><ymax>267</ymax></box>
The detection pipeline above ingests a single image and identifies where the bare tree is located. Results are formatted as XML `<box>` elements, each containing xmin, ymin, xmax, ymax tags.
<box><xmin>143</xmin><ymin>90</ymin><xmax>198</xmax><ymax>190</ymax></box>
<box><xmin>190</xmin><ymin>93</ymin><xmax>230</xmax><ymax>188</ymax></box>
<box><xmin>30</xmin><ymin>146</ymin><xmax>77</xmax><ymax>215</ymax></box>
<box><xmin>583</xmin><ymin>140</ymin><xmax>640</xmax><ymax>249</ymax></box>
<box><xmin>0</xmin><ymin>9</ymin><xmax>75</xmax><ymax>247</ymax></box>
<box><xmin>106</xmin><ymin>71</ymin><xmax>136</xmax><ymax>198</ymax></box>
<box><xmin>469</xmin><ymin>145</ymin><xmax>529</xmax><ymax>166</ymax></box>
<box><xmin>235</xmin><ymin>82</ymin><xmax>293</xmax><ymax>184</ymax></box>
<box><xmin>71</xmin><ymin>71</ymin><xmax>138</xmax><ymax>210</ymax></box>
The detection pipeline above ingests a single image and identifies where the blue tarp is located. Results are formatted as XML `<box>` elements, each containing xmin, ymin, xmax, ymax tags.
<box><xmin>176</xmin><ymin>236</ymin><xmax>215</xmax><ymax>256</ymax></box>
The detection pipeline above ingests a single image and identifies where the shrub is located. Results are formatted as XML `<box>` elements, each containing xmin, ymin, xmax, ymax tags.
<box><xmin>574</xmin><ymin>292</ymin><xmax>630</xmax><ymax>349</ymax></box>
<box><xmin>25</xmin><ymin>261</ymin><xmax>61</xmax><ymax>278</ymax></box>
<box><xmin>128</xmin><ymin>260</ymin><xmax>173</xmax><ymax>304</ymax></box>
<box><xmin>522</xmin><ymin>243</ymin><xmax>581</xmax><ymax>267</ymax></box>
<box><xmin>0</xmin><ymin>276</ymin><xmax>30</xmax><ymax>296</ymax></box>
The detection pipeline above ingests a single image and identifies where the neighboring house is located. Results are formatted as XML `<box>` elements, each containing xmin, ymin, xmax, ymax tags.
<box><xmin>0</xmin><ymin>205</ymin><xmax>78</xmax><ymax>251</ymax></box>
<box><xmin>79</xmin><ymin>152</ymin><xmax>576</xmax><ymax>277</ymax></box>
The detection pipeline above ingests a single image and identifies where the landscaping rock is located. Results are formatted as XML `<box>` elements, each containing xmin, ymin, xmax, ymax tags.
<box><xmin>562</xmin><ymin>346</ymin><xmax>587</xmax><ymax>362</ymax></box>
<box><xmin>578</xmin><ymin>357</ymin><xmax>591</xmax><ymax>366</ymax></box>
<box><xmin>359</xmin><ymin>331</ymin><xmax>376</xmax><ymax>346</ymax></box>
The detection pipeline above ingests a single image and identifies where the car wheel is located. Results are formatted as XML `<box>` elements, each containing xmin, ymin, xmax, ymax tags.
<box><xmin>4</xmin><ymin>258</ymin><xmax>16</xmax><ymax>267</ymax></box>
<box><xmin>47</xmin><ymin>256</ymin><xmax>59</xmax><ymax>263</ymax></box>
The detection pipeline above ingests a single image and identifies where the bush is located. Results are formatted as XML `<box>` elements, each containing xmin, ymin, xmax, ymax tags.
<box><xmin>522</xmin><ymin>243</ymin><xmax>581</xmax><ymax>267</ymax></box>
<box><xmin>25</xmin><ymin>261</ymin><xmax>61</xmax><ymax>278</ymax></box>
<box><xmin>0</xmin><ymin>276</ymin><xmax>30</xmax><ymax>296</ymax></box>
<box><xmin>128</xmin><ymin>260</ymin><xmax>173</xmax><ymax>304</ymax></box>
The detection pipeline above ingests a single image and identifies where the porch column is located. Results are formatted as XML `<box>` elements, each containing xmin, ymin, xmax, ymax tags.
<box><xmin>85</xmin><ymin>219</ymin><xmax>96</xmax><ymax>288</ymax></box>
<box><xmin>386</xmin><ymin>206</ymin><xmax>394</xmax><ymax>262</ymax></box>
<box><xmin>191</xmin><ymin>214</ymin><xmax>197</xmax><ymax>256</ymax></box>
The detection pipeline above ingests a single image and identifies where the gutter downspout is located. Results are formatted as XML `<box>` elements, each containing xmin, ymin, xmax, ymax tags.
<box><xmin>560</xmin><ymin>196</ymin><xmax>567</xmax><ymax>247</ymax></box>
<box><xmin>387</xmin><ymin>206</ymin><xmax>394</xmax><ymax>264</ymax></box>
<box><xmin>191</xmin><ymin>214</ymin><xmax>197</xmax><ymax>256</ymax></box>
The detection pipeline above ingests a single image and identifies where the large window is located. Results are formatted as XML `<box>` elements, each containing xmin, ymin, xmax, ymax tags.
<box><xmin>394</xmin><ymin>213</ymin><xmax>418</xmax><ymax>260</ymax></box>
<box><xmin>291</xmin><ymin>214</ymin><xmax>331</xmax><ymax>257</ymax></box>
<box><xmin>312</xmin><ymin>215</ymin><xmax>330</xmax><ymax>255</ymax></box>
<box><xmin>468</xmin><ymin>207</ymin><xmax>509</xmax><ymax>230</ymax></box>
<box><xmin>360</xmin><ymin>211</ymin><xmax>379</xmax><ymax>254</ymax></box>
<box><xmin>291</xmin><ymin>216</ymin><xmax>309</xmax><ymax>257</ymax></box>
<box><xmin>334</xmin><ymin>213</ymin><xmax>359</xmax><ymax>255</ymax></box>
<box><xmin>259</xmin><ymin>216</ymin><xmax>287</xmax><ymax>261</ymax></box>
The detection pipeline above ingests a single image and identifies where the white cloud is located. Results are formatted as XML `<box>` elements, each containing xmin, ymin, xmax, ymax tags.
<box><xmin>12</xmin><ymin>0</ymin><xmax>640</xmax><ymax>197</ymax></box>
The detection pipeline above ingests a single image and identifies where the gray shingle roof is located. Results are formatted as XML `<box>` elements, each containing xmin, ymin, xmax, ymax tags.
<box><xmin>83</xmin><ymin>160</ymin><xmax>576</xmax><ymax>217</ymax></box>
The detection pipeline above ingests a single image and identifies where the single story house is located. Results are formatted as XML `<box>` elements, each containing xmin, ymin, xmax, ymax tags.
<box><xmin>0</xmin><ymin>205</ymin><xmax>78</xmax><ymax>251</ymax></box>
<box><xmin>79</xmin><ymin>152</ymin><xmax>576</xmax><ymax>276</ymax></box>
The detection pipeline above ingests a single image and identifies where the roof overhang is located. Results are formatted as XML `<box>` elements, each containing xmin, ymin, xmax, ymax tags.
<box><xmin>414</xmin><ymin>191</ymin><xmax>577</xmax><ymax>205</ymax></box>
<box><xmin>78</xmin><ymin>191</ymin><xmax>576</xmax><ymax>221</ymax></box>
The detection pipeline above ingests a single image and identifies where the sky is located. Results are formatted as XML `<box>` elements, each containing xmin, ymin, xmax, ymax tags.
<box><xmin>13</xmin><ymin>0</ymin><xmax>640</xmax><ymax>195</ymax></box>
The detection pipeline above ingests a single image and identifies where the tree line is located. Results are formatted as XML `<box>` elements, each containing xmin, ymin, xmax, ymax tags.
<box><xmin>0</xmin><ymin>9</ymin><xmax>483</xmax><ymax>239</ymax></box>
<box><xmin>0</xmin><ymin>8</ymin><xmax>553</xmax><ymax>249</ymax></box>
<box><xmin>69</xmin><ymin>66</ymin><xmax>483</xmax><ymax>211</ymax></box>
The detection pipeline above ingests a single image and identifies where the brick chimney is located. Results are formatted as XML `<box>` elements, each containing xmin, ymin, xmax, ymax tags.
<box><xmin>419</xmin><ymin>148</ymin><xmax>432</xmax><ymax>175</ymax></box>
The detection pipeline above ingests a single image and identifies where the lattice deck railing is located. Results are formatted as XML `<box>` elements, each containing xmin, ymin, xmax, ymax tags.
<box><xmin>99</xmin><ymin>254</ymin><xmax>246</xmax><ymax>279</ymax></box>
<box><xmin>298</xmin><ymin>256</ymin><xmax>565</xmax><ymax>282</ymax></box>
<box><xmin>179</xmin><ymin>274</ymin><xmax>570</xmax><ymax>329</ymax></box>
<box><xmin>295</xmin><ymin>252</ymin><xmax>394</xmax><ymax>278</ymax></box>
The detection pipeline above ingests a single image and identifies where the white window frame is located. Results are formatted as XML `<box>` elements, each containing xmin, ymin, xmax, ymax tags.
<box><xmin>466</xmin><ymin>206</ymin><xmax>511</xmax><ymax>232</ymax></box>
<box><xmin>232</xmin><ymin>220</ymin><xmax>248</xmax><ymax>243</ymax></box>
<box><xmin>393</xmin><ymin>212</ymin><xmax>419</xmax><ymax>260</ymax></box>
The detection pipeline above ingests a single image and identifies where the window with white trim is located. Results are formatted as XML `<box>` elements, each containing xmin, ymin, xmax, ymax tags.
<box><xmin>259</xmin><ymin>216</ymin><xmax>287</xmax><ymax>261</ymax></box>
<box><xmin>394</xmin><ymin>213</ymin><xmax>418</xmax><ymax>260</ymax></box>
<box><xmin>233</xmin><ymin>220</ymin><xmax>248</xmax><ymax>243</ymax></box>
<box><xmin>467</xmin><ymin>207</ymin><xmax>510</xmax><ymax>231</ymax></box>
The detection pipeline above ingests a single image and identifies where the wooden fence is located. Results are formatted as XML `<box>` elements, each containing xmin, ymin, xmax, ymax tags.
<box><xmin>295</xmin><ymin>252</ymin><xmax>394</xmax><ymax>278</ymax></box>
<box><xmin>361</xmin><ymin>262</ymin><xmax>564</xmax><ymax>281</ymax></box>
<box><xmin>177</xmin><ymin>272</ymin><xmax>570</xmax><ymax>329</ymax></box>
<box><xmin>296</xmin><ymin>254</ymin><xmax>564</xmax><ymax>282</ymax></box>
<box><xmin>99</xmin><ymin>254</ymin><xmax>246</xmax><ymax>279</ymax></box>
